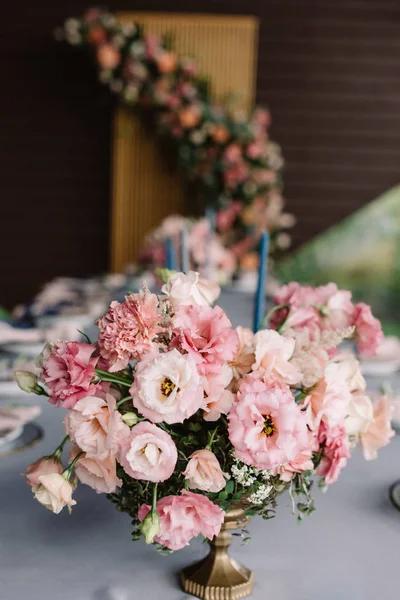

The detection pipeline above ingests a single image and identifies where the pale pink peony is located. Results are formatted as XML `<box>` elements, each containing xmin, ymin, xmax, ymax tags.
<box><xmin>118</xmin><ymin>421</ymin><xmax>177</xmax><ymax>482</ymax></box>
<box><xmin>317</xmin><ymin>423</ymin><xmax>350</xmax><ymax>484</ymax></box>
<box><xmin>305</xmin><ymin>362</ymin><xmax>352</xmax><ymax>430</ymax></box>
<box><xmin>161</xmin><ymin>271</ymin><xmax>220</xmax><ymax>307</ymax></box>
<box><xmin>353</xmin><ymin>302</ymin><xmax>384</xmax><ymax>356</ymax></box>
<box><xmin>360</xmin><ymin>395</ymin><xmax>395</xmax><ymax>460</ymax></box>
<box><xmin>253</xmin><ymin>329</ymin><xmax>302</xmax><ymax>385</ymax></box>
<box><xmin>172</xmin><ymin>305</ymin><xmax>238</xmax><ymax>375</ymax></box>
<box><xmin>34</xmin><ymin>473</ymin><xmax>76</xmax><ymax>514</ymax></box>
<box><xmin>96</xmin><ymin>290</ymin><xmax>162</xmax><ymax>372</ymax></box>
<box><xmin>25</xmin><ymin>456</ymin><xmax>63</xmax><ymax>491</ymax></box>
<box><xmin>345</xmin><ymin>392</ymin><xmax>374</xmax><ymax>436</ymax></box>
<box><xmin>64</xmin><ymin>394</ymin><xmax>129</xmax><ymax>460</ymax></box>
<box><xmin>202</xmin><ymin>364</ymin><xmax>234</xmax><ymax>422</ymax></box>
<box><xmin>230</xmin><ymin>326</ymin><xmax>255</xmax><ymax>380</ymax></box>
<box><xmin>41</xmin><ymin>341</ymin><xmax>101</xmax><ymax>409</ymax></box>
<box><xmin>69</xmin><ymin>444</ymin><xmax>121</xmax><ymax>494</ymax></box>
<box><xmin>138</xmin><ymin>490</ymin><xmax>224</xmax><ymax>550</ymax></box>
<box><xmin>184</xmin><ymin>449</ymin><xmax>228</xmax><ymax>493</ymax></box>
<box><xmin>130</xmin><ymin>349</ymin><xmax>204</xmax><ymax>424</ymax></box>
<box><xmin>228</xmin><ymin>374</ymin><xmax>309</xmax><ymax>470</ymax></box>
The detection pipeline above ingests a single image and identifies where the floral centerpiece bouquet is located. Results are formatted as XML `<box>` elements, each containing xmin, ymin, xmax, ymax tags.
<box><xmin>16</xmin><ymin>271</ymin><xmax>394</xmax><ymax>597</ymax></box>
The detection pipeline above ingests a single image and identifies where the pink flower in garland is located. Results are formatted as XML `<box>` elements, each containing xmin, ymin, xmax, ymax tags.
<box><xmin>228</xmin><ymin>373</ymin><xmax>309</xmax><ymax>470</ymax></box>
<box><xmin>138</xmin><ymin>490</ymin><xmax>224</xmax><ymax>551</ymax></box>
<box><xmin>353</xmin><ymin>302</ymin><xmax>383</xmax><ymax>356</ymax></box>
<box><xmin>172</xmin><ymin>305</ymin><xmax>239</xmax><ymax>375</ymax></box>
<box><xmin>316</xmin><ymin>422</ymin><xmax>351</xmax><ymax>485</ymax></box>
<box><xmin>96</xmin><ymin>290</ymin><xmax>162</xmax><ymax>372</ymax></box>
<box><xmin>41</xmin><ymin>341</ymin><xmax>101</xmax><ymax>409</ymax></box>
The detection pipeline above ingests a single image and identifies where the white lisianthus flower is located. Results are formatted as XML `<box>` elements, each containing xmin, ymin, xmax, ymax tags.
<box><xmin>161</xmin><ymin>271</ymin><xmax>220</xmax><ymax>307</ymax></box>
<box><xmin>130</xmin><ymin>349</ymin><xmax>204</xmax><ymax>424</ymax></box>
<box><xmin>34</xmin><ymin>473</ymin><xmax>76</xmax><ymax>514</ymax></box>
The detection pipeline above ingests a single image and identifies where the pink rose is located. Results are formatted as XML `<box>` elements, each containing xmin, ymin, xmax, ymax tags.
<box><xmin>360</xmin><ymin>395</ymin><xmax>395</xmax><ymax>460</ymax></box>
<box><xmin>130</xmin><ymin>349</ymin><xmax>204</xmax><ymax>424</ymax></box>
<box><xmin>34</xmin><ymin>473</ymin><xmax>76</xmax><ymax>514</ymax></box>
<box><xmin>230</xmin><ymin>326</ymin><xmax>255</xmax><ymax>381</ymax></box>
<box><xmin>202</xmin><ymin>364</ymin><xmax>234</xmax><ymax>421</ymax></box>
<box><xmin>41</xmin><ymin>341</ymin><xmax>101</xmax><ymax>409</ymax></box>
<box><xmin>25</xmin><ymin>456</ymin><xmax>63</xmax><ymax>490</ymax></box>
<box><xmin>161</xmin><ymin>271</ymin><xmax>220</xmax><ymax>307</ymax></box>
<box><xmin>184</xmin><ymin>449</ymin><xmax>228</xmax><ymax>493</ymax></box>
<box><xmin>64</xmin><ymin>394</ymin><xmax>129</xmax><ymax>460</ymax></box>
<box><xmin>96</xmin><ymin>290</ymin><xmax>162</xmax><ymax>372</ymax></box>
<box><xmin>118</xmin><ymin>421</ymin><xmax>177</xmax><ymax>482</ymax></box>
<box><xmin>353</xmin><ymin>302</ymin><xmax>383</xmax><ymax>356</ymax></box>
<box><xmin>69</xmin><ymin>444</ymin><xmax>121</xmax><ymax>494</ymax></box>
<box><xmin>229</xmin><ymin>374</ymin><xmax>309</xmax><ymax>470</ymax></box>
<box><xmin>138</xmin><ymin>490</ymin><xmax>224</xmax><ymax>551</ymax></box>
<box><xmin>253</xmin><ymin>329</ymin><xmax>302</xmax><ymax>385</ymax></box>
<box><xmin>317</xmin><ymin>423</ymin><xmax>350</xmax><ymax>484</ymax></box>
<box><xmin>172</xmin><ymin>305</ymin><xmax>238</xmax><ymax>375</ymax></box>
<box><xmin>305</xmin><ymin>362</ymin><xmax>352</xmax><ymax>430</ymax></box>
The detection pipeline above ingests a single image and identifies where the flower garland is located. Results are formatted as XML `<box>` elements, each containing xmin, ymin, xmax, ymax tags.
<box><xmin>57</xmin><ymin>8</ymin><xmax>288</xmax><ymax>252</ymax></box>
<box><xmin>18</xmin><ymin>270</ymin><xmax>394</xmax><ymax>550</ymax></box>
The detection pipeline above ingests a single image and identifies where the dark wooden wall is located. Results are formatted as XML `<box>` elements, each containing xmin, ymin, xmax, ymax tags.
<box><xmin>2</xmin><ymin>1</ymin><xmax>400</xmax><ymax>308</ymax></box>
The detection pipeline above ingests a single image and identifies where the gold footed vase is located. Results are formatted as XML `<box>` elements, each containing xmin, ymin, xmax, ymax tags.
<box><xmin>181</xmin><ymin>508</ymin><xmax>254</xmax><ymax>600</ymax></box>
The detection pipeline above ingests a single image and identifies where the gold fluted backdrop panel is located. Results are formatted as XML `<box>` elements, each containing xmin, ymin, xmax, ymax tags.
<box><xmin>111</xmin><ymin>12</ymin><xmax>259</xmax><ymax>271</ymax></box>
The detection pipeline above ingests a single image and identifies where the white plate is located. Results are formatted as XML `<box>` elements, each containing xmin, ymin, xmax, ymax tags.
<box><xmin>0</xmin><ymin>425</ymin><xmax>23</xmax><ymax>446</ymax></box>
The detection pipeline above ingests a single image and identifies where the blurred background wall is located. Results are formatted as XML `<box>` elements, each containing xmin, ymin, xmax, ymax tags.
<box><xmin>2</xmin><ymin>0</ymin><xmax>400</xmax><ymax>308</ymax></box>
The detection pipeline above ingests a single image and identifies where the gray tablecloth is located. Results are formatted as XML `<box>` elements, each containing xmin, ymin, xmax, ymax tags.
<box><xmin>1</xmin><ymin>292</ymin><xmax>400</xmax><ymax>600</ymax></box>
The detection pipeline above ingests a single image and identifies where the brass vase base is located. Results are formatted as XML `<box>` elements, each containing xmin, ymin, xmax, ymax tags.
<box><xmin>180</xmin><ymin>508</ymin><xmax>254</xmax><ymax>600</ymax></box>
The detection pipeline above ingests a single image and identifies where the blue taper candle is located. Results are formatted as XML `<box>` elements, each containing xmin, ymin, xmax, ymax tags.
<box><xmin>253</xmin><ymin>230</ymin><xmax>270</xmax><ymax>332</ymax></box>
<box><xmin>180</xmin><ymin>226</ymin><xmax>190</xmax><ymax>273</ymax></box>
<box><xmin>164</xmin><ymin>237</ymin><xmax>177</xmax><ymax>271</ymax></box>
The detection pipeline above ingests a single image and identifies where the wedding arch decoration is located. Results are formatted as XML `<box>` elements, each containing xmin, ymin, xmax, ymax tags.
<box><xmin>57</xmin><ymin>8</ymin><xmax>291</xmax><ymax>260</ymax></box>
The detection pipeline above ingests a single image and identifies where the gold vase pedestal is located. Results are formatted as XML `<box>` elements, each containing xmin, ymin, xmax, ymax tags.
<box><xmin>181</xmin><ymin>508</ymin><xmax>254</xmax><ymax>600</ymax></box>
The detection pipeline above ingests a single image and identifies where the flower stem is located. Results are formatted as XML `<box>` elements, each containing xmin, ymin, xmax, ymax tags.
<box><xmin>95</xmin><ymin>368</ymin><xmax>132</xmax><ymax>387</ymax></box>
<box><xmin>115</xmin><ymin>395</ymin><xmax>132</xmax><ymax>409</ymax></box>
<box><xmin>151</xmin><ymin>483</ymin><xmax>158</xmax><ymax>515</ymax></box>
<box><xmin>206</xmin><ymin>427</ymin><xmax>219</xmax><ymax>450</ymax></box>
<box><xmin>259</xmin><ymin>303</ymin><xmax>288</xmax><ymax>330</ymax></box>
<box><xmin>63</xmin><ymin>451</ymin><xmax>84</xmax><ymax>480</ymax></box>
<box><xmin>53</xmin><ymin>435</ymin><xmax>69</xmax><ymax>460</ymax></box>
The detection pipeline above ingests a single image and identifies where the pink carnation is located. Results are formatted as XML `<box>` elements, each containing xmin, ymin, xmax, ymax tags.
<box><xmin>138</xmin><ymin>490</ymin><xmax>224</xmax><ymax>551</ymax></box>
<box><xmin>228</xmin><ymin>374</ymin><xmax>309</xmax><ymax>470</ymax></box>
<box><xmin>96</xmin><ymin>290</ymin><xmax>162</xmax><ymax>372</ymax></box>
<box><xmin>41</xmin><ymin>341</ymin><xmax>101</xmax><ymax>409</ymax></box>
<box><xmin>353</xmin><ymin>302</ymin><xmax>383</xmax><ymax>356</ymax></box>
<box><xmin>172</xmin><ymin>305</ymin><xmax>238</xmax><ymax>375</ymax></box>
<box><xmin>273</xmin><ymin>442</ymin><xmax>315</xmax><ymax>482</ymax></box>
<box><xmin>118</xmin><ymin>421</ymin><xmax>177</xmax><ymax>482</ymax></box>
<box><xmin>316</xmin><ymin>423</ymin><xmax>350</xmax><ymax>484</ymax></box>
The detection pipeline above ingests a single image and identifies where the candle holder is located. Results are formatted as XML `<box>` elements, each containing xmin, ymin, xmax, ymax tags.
<box><xmin>180</xmin><ymin>507</ymin><xmax>254</xmax><ymax>600</ymax></box>
<box><xmin>390</xmin><ymin>480</ymin><xmax>400</xmax><ymax>511</ymax></box>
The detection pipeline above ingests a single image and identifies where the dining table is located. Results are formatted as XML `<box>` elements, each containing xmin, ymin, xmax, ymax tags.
<box><xmin>1</xmin><ymin>289</ymin><xmax>400</xmax><ymax>600</ymax></box>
